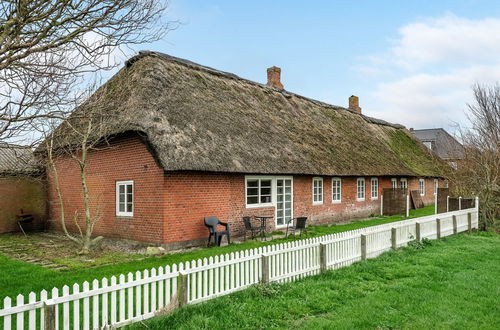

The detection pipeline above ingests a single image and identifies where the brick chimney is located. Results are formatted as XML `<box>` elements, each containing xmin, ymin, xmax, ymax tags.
<box><xmin>267</xmin><ymin>66</ymin><xmax>283</xmax><ymax>89</ymax></box>
<box><xmin>348</xmin><ymin>95</ymin><xmax>362</xmax><ymax>113</ymax></box>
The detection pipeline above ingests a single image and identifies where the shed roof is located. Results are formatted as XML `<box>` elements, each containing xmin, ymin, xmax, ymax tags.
<box><xmin>48</xmin><ymin>51</ymin><xmax>448</xmax><ymax>177</ymax></box>
<box><xmin>0</xmin><ymin>143</ymin><xmax>40</xmax><ymax>176</ymax></box>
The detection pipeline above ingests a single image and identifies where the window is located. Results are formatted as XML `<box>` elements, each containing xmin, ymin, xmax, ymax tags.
<box><xmin>400</xmin><ymin>178</ymin><xmax>408</xmax><ymax>190</ymax></box>
<box><xmin>419</xmin><ymin>179</ymin><xmax>425</xmax><ymax>196</ymax></box>
<box><xmin>371</xmin><ymin>178</ymin><xmax>378</xmax><ymax>200</ymax></box>
<box><xmin>434</xmin><ymin>179</ymin><xmax>439</xmax><ymax>195</ymax></box>
<box><xmin>391</xmin><ymin>178</ymin><xmax>398</xmax><ymax>189</ymax></box>
<box><xmin>357</xmin><ymin>178</ymin><xmax>365</xmax><ymax>201</ymax></box>
<box><xmin>312</xmin><ymin>177</ymin><xmax>323</xmax><ymax>205</ymax></box>
<box><xmin>116</xmin><ymin>181</ymin><xmax>133</xmax><ymax>217</ymax></box>
<box><xmin>246</xmin><ymin>178</ymin><xmax>272</xmax><ymax>207</ymax></box>
<box><xmin>332</xmin><ymin>178</ymin><xmax>342</xmax><ymax>203</ymax></box>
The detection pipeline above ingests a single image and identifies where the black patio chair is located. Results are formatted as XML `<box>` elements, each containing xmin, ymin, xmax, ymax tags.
<box><xmin>286</xmin><ymin>217</ymin><xmax>308</xmax><ymax>237</ymax></box>
<box><xmin>204</xmin><ymin>216</ymin><xmax>231</xmax><ymax>247</ymax></box>
<box><xmin>242</xmin><ymin>216</ymin><xmax>264</xmax><ymax>240</ymax></box>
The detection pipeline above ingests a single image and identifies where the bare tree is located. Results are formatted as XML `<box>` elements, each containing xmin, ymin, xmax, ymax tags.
<box><xmin>41</xmin><ymin>84</ymin><xmax>124</xmax><ymax>253</ymax></box>
<box><xmin>452</xmin><ymin>84</ymin><xmax>500</xmax><ymax>230</ymax></box>
<box><xmin>0</xmin><ymin>0</ymin><xmax>176</xmax><ymax>142</ymax></box>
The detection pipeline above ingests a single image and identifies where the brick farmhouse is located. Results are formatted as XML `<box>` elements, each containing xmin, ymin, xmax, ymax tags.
<box><xmin>45</xmin><ymin>51</ymin><xmax>448</xmax><ymax>248</ymax></box>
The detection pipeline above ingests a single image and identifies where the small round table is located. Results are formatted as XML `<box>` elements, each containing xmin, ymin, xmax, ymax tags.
<box><xmin>254</xmin><ymin>215</ymin><xmax>274</xmax><ymax>241</ymax></box>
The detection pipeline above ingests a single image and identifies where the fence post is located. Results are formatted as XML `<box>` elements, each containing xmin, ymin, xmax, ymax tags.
<box><xmin>406</xmin><ymin>194</ymin><xmax>410</xmax><ymax>217</ymax></box>
<box><xmin>177</xmin><ymin>272</ymin><xmax>189</xmax><ymax>307</ymax></box>
<box><xmin>360</xmin><ymin>234</ymin><xmax>367</xmax><ymax>260</ymax></box>
<box><xmin>319</xmin><ymin>243</ymin><xmax>327</xmax><ymax>272</ymax></box>
<box><xmin>475</xmin><ymin>196</ymin><xmax>479</xmax><ymax>211</ymax></box>
<box><xmin>434</xmin><ymin>193</ymin><xmax>438</xmax><ymax>214</ymax></box>
<box><xmin>468</xmin><ymin>212</ymin><xmax>472</xmax><ymax>234</ymax></box>
<box><xmin>459</xmin><ymin>196</ymin><xmax>462</xmax><ymax>210</ymax></box>
<box><xmin>261</xmin><ymin>254</ymin><xmax>270</xmax><ymax>284</ymax></box>
<box><xmin>446</xmin><ymin>195</ymin><xmax>449</xmax><ymax>212</ymax></box>
<box><xmin>436</xmin><ymin>218</ymin><xmax>441</xmax><ymax>239</ymax></box>
<box><xmin>43</xmin><ymin>300</ymin><xmax>56</xmax><ymax>330</ymax></box>
<box><xmin>380</xmin><ymin>195</ymin><xmax>384</xmax><ymax>216</ymax></box>
<box><xmin>452</xmin><ymin>215</ymin><xmax>457</xmax><ymax>234</ymax></box>
<box><xmin>391</xmin><ymin>228</ymin><xmax>397</xmax><ymax>250</ymax></box>
<box><xmin>416</xmin><ymin>222</ymin><xmax>421</xmax><ymax>241</ymax></box>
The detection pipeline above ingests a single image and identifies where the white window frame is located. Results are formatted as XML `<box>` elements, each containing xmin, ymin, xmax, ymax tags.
<box><xmin>357</xmin><ymin>177</ymin><xmax>365</xmax><ymax>201</ymax></box>
<box><xmin>400</xmin><ymin>178</ymin><xmax>408</xmax><ymax>190</ymax></box>
<box><xmin>312</xmin><ymin>177</ymin><xmax>324</xmax><ymax>205</ymax></box>
<box><xmin>116</xmin><ymin>180</ymin><xmax>134</xmax><ymax>217</ymax></box>
<box><xmin>434</xmin><ymin>179</ymin><xmax>439</xmax><ymax>195</ymax></box>
<box><xmin>371</xmin><ymin>178</ymin><xmax>378</xmax><ymax>200</ymax></box>
<box><xmin>391</xmin><ymin>178</ymin><xmax>398</xmax><ymax>189</ymax></box>
<box><xmin>419</xmin><ymin>179</ymin><xmax>425</xmax><ymax>196</ymax></box>
<box><xmin>331</xmin><ymin>177</ymin><xmax>342</xmax><ymax>203</ymax></box>
<box><xmin>245</xmin><ymin>176</ymin><xmax>274</xmax><ymax>208</ymax></box>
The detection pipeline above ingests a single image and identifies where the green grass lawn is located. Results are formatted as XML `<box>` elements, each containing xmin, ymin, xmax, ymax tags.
<box><xmin>0</xmin><ymin>206</ymin><xmax>434</xmax><ymax>301</ymax></box>
<box><xmin>129</xmin><ymin>232</ymin><xmax>500</xmax><ymax>330</ymax></box>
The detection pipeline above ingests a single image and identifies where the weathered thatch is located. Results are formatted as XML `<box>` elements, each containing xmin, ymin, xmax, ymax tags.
<box><xmin>0</xmin><ymin>143</ymin><xmax>41</xmax><ymax>176</ymax></box>
<box><xmin>49</xmin><ymin>51</ymin><xmax>447</xmax><ymax>177</ymax></box>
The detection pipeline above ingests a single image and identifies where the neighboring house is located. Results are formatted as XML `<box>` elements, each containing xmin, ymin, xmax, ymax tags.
<box><xmin>46</xmin><ymin>51</ymin><xmax>448</xmax><ymax>248</ymax></box>
<box><xmin>410</xmin><ymin>128</ymin><xmax>464</xmax><ymax>168</ymax></box>
<box><xmin>0</xmin><ymin>143</ymin><xmax>46</xmax><ymax>233</ymax></box>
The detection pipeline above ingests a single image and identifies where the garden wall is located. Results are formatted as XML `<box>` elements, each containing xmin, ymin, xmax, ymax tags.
<box><xmin>0</xmin><ymin>177</ymin><xmax>47</xmax><ymax>233</ymax></box>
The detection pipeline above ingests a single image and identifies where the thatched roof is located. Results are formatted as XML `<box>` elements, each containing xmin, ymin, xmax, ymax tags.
<box><xmin>50</xmin><ymin>51</ymin><xmax>447</xmax><ymax>177</ymax></box>
<box><xmin>0</xmin><ymin>143</ymin><xmax>40</xmax><ymax>176</ymax></box>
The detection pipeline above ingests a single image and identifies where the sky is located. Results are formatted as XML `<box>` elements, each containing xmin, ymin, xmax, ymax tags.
<box><xmin>128</xmin><ymin>0</ymin><xmax>500</xmax><ymax>133</ymax></box>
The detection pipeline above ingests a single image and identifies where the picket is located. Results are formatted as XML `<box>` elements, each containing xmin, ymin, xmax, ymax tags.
<box><xmin>0</xmin><ymin>206</ymin><xmax>479</xmax><ymax>329</ymax></box>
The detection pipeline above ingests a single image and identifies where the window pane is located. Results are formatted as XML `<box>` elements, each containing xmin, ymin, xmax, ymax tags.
<box><xmin>126</xmin><ymin>203</ymin><xmax>133</xmax><ymax>213</ymax></box>
<box><xmin>260</xmin><ymin>187</ymin><xmax>271</xmax><ymax>196</ymax></box>
<box><xmin>119</xmin><ymin>203</ymin><xmax>125</xmax><ymax>212</ymax></box>
<box><xmin>260</xmin><ymin>180</ymin><xmax>272</xmax><ymax>188</ymax></box>
<box><xmin>247</xmin><ymin>196</ymin><xmax>258</xmax><ymax>204</ymax></box>
<box><xmin>261</xmin><ymin>195</ymin><xmax>272</xmax><ymax>203</ymax></box>
<box><xmin>247</xmin><ymin>180</ymin><xmax>258</xmax><ymax>188</ymax></box>
<box><xmin>126</xmin><ymin>184</ymin><xmax>132</xmax><ymax>194</ymax></box>
<box><xmin>247</xmin><ymin>187</ymin><xmax>258</xmax><ymax>196</ymax></box>
<box><xmin>119</xmin><ymin>185</ymin><xmax>125</xmax><ymax>194</ymax></box>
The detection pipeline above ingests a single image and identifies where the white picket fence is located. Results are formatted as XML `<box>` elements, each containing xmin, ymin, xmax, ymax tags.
<box><xmin>1</xmin><ymin>200</ymin><xmax>479</xmax><ymax>329</ymax></box>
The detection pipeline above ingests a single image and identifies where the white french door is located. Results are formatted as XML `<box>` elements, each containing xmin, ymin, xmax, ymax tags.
<box><xmin>275</xmin><ymin>177</ymin><xmax>293</xmax><ymax>227</ymax></box>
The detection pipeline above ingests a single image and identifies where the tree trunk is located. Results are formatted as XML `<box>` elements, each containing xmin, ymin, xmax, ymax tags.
<box><xmin>46</xmin><ymin>140</ymin><xmax>80</xmax><ymax>245</ymax></box>
<box><xmin>79</xmin><ymin>145</ymin><xmax>93</xmax><ymax>254</ymax></box>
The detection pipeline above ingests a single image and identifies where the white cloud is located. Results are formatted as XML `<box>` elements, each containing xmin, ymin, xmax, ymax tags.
<box><xmin>361</xmin><ymin>14</ymin><xmax>500</xmax><ymax>131</ymax></box>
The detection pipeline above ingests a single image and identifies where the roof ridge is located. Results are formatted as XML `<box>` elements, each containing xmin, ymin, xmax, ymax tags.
<box><xmin>125</xmin><ymin>51</ymin><xmax>404</xmax><ymax>129</ymax></box>
<box><xmin>0</xmin><ymin>142</ymin><xmax>32</xmax><ymax>149</ymax></box>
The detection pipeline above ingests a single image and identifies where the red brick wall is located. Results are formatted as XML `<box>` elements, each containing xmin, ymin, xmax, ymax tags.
<box><xmin>407</xmin><ymin>177</ymin><xmax>440</xmax><ymax>205</ymax></box>
<box><xmin>161</xmin><ymin>173</ymin><xmax>443</xmax><ymax>243</ymax></box>
<box><xmin>294</xmin><ymin>176</ymin><xmax>384</xmax><ymax>225</ymax></box>
<box><xmin>47</xmin><ymin>134</ymin><xmax>444</xmax><ymax>245</ymax></box>
<box><xmin>0</xmin><ymin>177</ymin><xmax>46</xmax><ymax>233</ymax></box>
<box><xmin>48</xmin><ymin>135</ymin><xmax>166</xmax><ymax>243</ymax></box>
